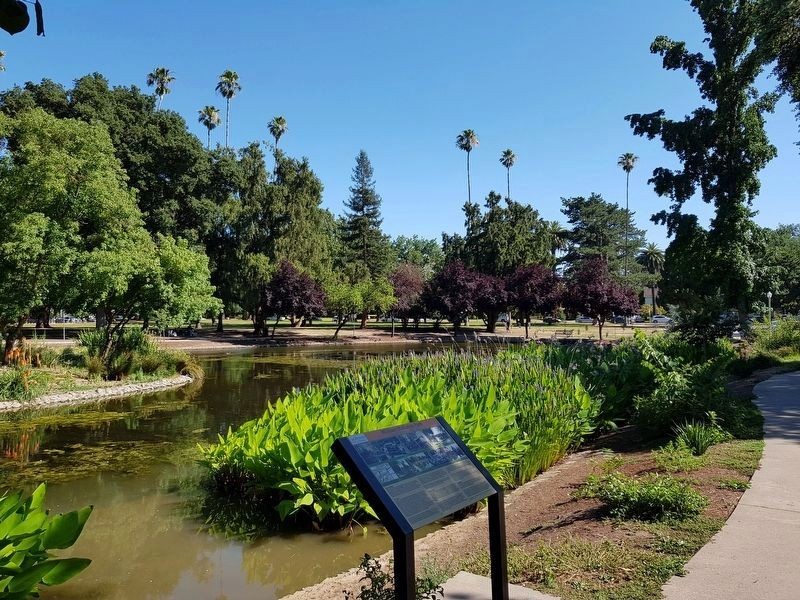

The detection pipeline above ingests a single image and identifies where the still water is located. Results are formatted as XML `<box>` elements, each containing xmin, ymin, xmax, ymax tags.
<box><xmin>0</xmin><ymin>345</ymin><xmax>428</xmax><ymax>600</ymax></box>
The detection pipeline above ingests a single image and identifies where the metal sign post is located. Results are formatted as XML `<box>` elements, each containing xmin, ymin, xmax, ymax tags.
<box><xmin>333</xmin><ymin>416</ymin><xmax>509</xmax><ymax>600</ymax></box>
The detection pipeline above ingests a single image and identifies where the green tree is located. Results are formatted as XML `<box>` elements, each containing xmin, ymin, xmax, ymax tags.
<box><xmin>456</xmin><ymin>129</ymin><xmax>479</xmax><ymax>203</ymax></box>
<box><xmin>391</xmin><ymin>235</ymin><xmax>444</xmax><ymax>279</ymax></box>
<box><xmin>149</xmin><ymin>235</ymin><xmax>222</xmax><ymax>330</ymax></box>
<box><xmin>0</xmin><ymin>109</ymin><xmax>141</xmax><ymax>361</ymax></box>
<box><xmin>561</xmin><ymin>193</ymin><xmax>646</xmax><ymax>282</ymax></box>
<box><xmin>757</xmin><ymin>0</ymin><xmax>800</xmax><ymax>142</ymax></box>
<box><xmin>617</xmin><ymin>152</ymin><xmax>638</xmax><ymax>277</ymax></box>
<box><xmin>146</xmin><ymin>67</ymin><xmax>175</xmax><ymax>109</ymax></box>
<box><xmin>198</xmin><ymin>105</ymin><xmax>220</xmax><ymax>149</ymax></box>
<box><xmin>269</xmin><ymin>150</ymin><xmax>336</xmax><ymax>284</ymax></box>
<box><xmin>0</xmin><ymin>50</ymin><xmax>5</xmax><ymax>72</ymax></box>
<box><xmin>341</xmin><ymin>151</ymin><xmax>392</xmax><ymax>326</ymax></box>
<box><xmin>543</xmin><ymin>220</ymin><xmax>569</xmax><ymax>274</ymax></box>
<box><xmin>499</xmin><ymin>149</ymin><xmax>516</xmax><ymax>200</ymax></box>
<box><xmin>216</xmin><ymin>69</ymin><xmax>241</xmax><ymax>148</ymax></box>
<box><xmin>268</xmin><ymin>115</ymin><xmax>288</xmax><ymax>148</ymax></box>
<box><xmin>626</xmin><ymin>0</ymin><xmax>779</xmax><ymax>314</ymax></box>
<box><xmin>325</xmin><ymin>279</ymin><xmax>366</xmax><ymax>340</ymax></box>
<box><xmin>444</xmin><ymin>192</ymin><xmax>551</xmax><ymax>277</ymax></box>
<box><xmin>636</xmin><ymin>243</ymin><xmax>665</xmax><ymax>311</ymax></box>
<box><xmin>1</xmin><ymin>74</ymin><xmax>211</xmax><ymax>242</ymax></box>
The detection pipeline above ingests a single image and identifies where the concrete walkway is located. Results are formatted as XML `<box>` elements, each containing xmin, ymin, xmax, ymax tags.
<box><xmin>442</xmin><ymin>572</ymin><xmax>557</xmax><ymax>600</ymax></box>
<box><xmin>663</xmin><ymin>371</ymin><xmax>800</xmax><ymax>600</ymax></box>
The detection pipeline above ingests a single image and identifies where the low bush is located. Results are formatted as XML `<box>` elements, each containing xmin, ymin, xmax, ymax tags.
<box><xmin>653</xmin><ymin>442</ymin><xmax>703</xmax><ymax>473</ymax></box>
<box><xmin>633</xmin><ymin>334</ymin><xmax>734</xmax><ymax>436</ymax></box>
<box><xmin>0</xmin><ymin>366</ymin><xmax>50</xmax><ymax>401</ymax></box>
<box><xmin>78</xmin><ymin>329</ymin><xmax>201</xmax><ymax>381</ymax></box>
<box><xmin>0</xmin><ymin>484</ymin><xmax>93</xmax><ymax>598</ymax></box>
<box><xmin>753</xmin><ymin>318</ymin><xmax>800</xmax><ymax>355</ymax></box>
<box><xmin>343</xmin><ymin>554</ymin><xmax>443</xmax><ymax>600</ymax></box>
<box><xmin>583</xmin><ymin>472</ymin><xmax>708</xmax><ymax>521</ymax></box>
<box><xmin>674</xmin><ymin>416</ymin><xmax>730</xmax><ymax>456</ymax></box>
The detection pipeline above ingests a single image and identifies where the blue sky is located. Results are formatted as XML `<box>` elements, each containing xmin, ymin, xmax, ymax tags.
<box><xmin>4</xmin><ymin>1</ymin><xmax>798</xmax><ymax>249</ymax></box>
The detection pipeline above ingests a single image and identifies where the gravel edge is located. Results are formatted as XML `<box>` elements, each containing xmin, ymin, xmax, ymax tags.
<box><xmin>0</xmin><ymin>375</ymin><xmax>193</xmax><ymax>413</ymax></box>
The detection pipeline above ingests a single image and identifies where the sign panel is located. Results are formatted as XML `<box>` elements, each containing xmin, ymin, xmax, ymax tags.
<box><xmin>339</xmin><ymin>418</ymin><xmax>496</xmax><ymax>529</ymax></box>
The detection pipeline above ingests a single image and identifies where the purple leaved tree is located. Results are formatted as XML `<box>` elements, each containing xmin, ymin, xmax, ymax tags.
<box><xmin>262</xmin><ymin>261</ymin><xmax>326</xmax><ymax>337</ymax></box>
<box><xmin>389</xmin><ymin>263</ymin><xmax>425</xmax><ymax>330</ymax></box>
<box><xmin>424</xmin><ymin>261</ymin><xmax>481</xmax><ymax>331</ymax></box>
<box><xmin>474</xmin><ymin>273</ymin><xmax>510</xmax><ymax>333</ymax></box>
<box><xmin>566</xmin><ymin>257</ymin><xmax>638</xmax><ymax>341</ymax></box>
<box><xmin>507</xmin><ymin>264</ymin><xmax>563</xmax><ymax>339</ymax></box>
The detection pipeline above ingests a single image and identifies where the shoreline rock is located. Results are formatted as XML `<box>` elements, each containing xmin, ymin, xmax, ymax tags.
<box><xmin>0</xmin><ymin>375</ymin><xmax>193</xmax><ymax>413</ymax></box>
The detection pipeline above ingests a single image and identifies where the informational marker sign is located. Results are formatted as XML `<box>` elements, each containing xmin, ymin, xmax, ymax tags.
<box><xmin>348</xmin><ymin>420</ymin><xmax>496</xmax><ymax>529</ymax></box>
<box><xmin>333</xmin><ymin>416</ymin><xmax>509</xmax><ymax>600</ymax></box>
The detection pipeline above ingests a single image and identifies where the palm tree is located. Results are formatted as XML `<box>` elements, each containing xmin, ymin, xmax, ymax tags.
<box><xmin>617</xmin><ymin>152</ymin><xmax>638</xmax><ymax>278</ymax></box>
<box><xmin>146</xmin><ymin>67</ymin><xmax>175</xmax><ymax>109</ymax></box>
<box><xmin>499</xmin><ymin>149</ymin><xmax>516</xmax><ymax>200</ymax></box>
<box><xmin>198</xmin><ymin>106</ymin><xmax>221</xmax><ymax>150</ymax></box>
<box><xmin>637</xmin><ymin>243</ymin><xmax>665</xmax><ymax>313</ymax></box>
<box><xmin>544</xmin><ymin>220</ymin><xmax>569</xmax><ymax>274</ymax></box>
<box><xmin>456</xmin><ymin>129</ymin><xmax>479</xmax><ymax>203</ymax></box>
<box><xmin>215</xmin><ymin>70</ymin><xmax>241</xmax><ymax>148</ymax></box>
<box><xmin>268</xmin><ymin>116</ymin><xmax>288</xmax><ymax>147</ymax></box>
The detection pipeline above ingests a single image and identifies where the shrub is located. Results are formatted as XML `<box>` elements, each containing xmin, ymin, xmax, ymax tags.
<box><xmin>0</xmin><ymin>484</ymin><xmax>93</xmax><ymax>597</ymax></box>
<box><xmin>583</xmin><ymin>472</ymin><xmax>708</xmax><ymax>521</ymax></box>
<box><xmin>633</xmin><ymin>334</ymin><xmax>734</xmax><ymax>435</ymax></box>
<box><xmin>519</xmin><ymin>340</ymin><xmax>653</xmax><ymax>426</ymax></box>
<box><xmin>653</xmin><ymin>442</ymin><xmax>703</xmax><ymax>473</ymax></box>
<box><xmin>0</xmin><ymin>366</ymin><xmax>50</xmax><ymax>401</ymax></box>
<box><xmin>343</xmin><ymin>554</ymin><xmax>443</xmax><ymax>600</ymax></box>
<box><xmin>77</xmin><ymin>329</ymin><xmax>105</xmax><ymax>358</ymax></box>
<box><xmin>753</xmin><ymin>318</ymin><xmax>800</xmax><ymax>355</ymax></box>
<box><xmin>84</xmin><ymin>355</ymin><xmax>105</xmax><ymax>379</ymax></box>
<box><xmin>79</xmin><ymin>329</ymin><xmax>197</xmax><ymax>381</ymax></box>
<box><xmin>674</xmin><ymin>417</ymin><xmax>729</xmax><ymax>456</ymax></box>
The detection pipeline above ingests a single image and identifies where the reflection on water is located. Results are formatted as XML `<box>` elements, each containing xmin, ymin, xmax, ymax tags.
<box><xmin>0</xmin><ymin>345</ymin><xmax>425</xmax><ymax>600</ymax></box>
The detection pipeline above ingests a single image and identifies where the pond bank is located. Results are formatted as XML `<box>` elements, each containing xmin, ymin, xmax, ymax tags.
<box><xmin>0</xmin><ymin>374</ymin><xmax>192</xmax><ymax>413</ymax></box>
<box><xmin>281</xmin><ymin>452</ymin><xmax>597</xmax><ymax>600</ymax></box>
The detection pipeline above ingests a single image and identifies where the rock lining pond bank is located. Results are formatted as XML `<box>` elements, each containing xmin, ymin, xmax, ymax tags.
<box><xmin>0</xmin><ymin>375</ymin><xmax>193</xmax><ymax>413</ymax></box>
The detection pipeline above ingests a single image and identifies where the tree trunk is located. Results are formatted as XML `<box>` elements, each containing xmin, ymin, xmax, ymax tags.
<box><xmin>624</xmin><ymin>171</ymin><xmax>630</xmax><ymax>279</ymax></box>
<box><xmin>507</xmin><ymin>167</ymin><xmax>510</xmax><ymax>200</ymax></box>
<box><xmin>652</xmin><ymin>286</ymin><xmax>657</xmax><ymax>313</ymax></box>
<box><xmin>466</xmin><ymin>151</ymin><xmax>471</xmax><ymax>203</ymax></box>
<box><xmin>333</xmin><ymin>317</ymin><xmax>347</xmax><ymax>340</ymax></box>
<box><xmin>272</xmin><ymin>318</ymin><xmax>280</xmax><ymax>337</ymax></box>
<box><xmin>216</xmin><ymin>310</ymin><xmax>224</xmax><ymax>333</ymax></box>
<box><xmin>598</xmin><ymin>319</ymin><xmax>604</xmax><ymax>341</ymax></box>
<box><xmin>485</xmin><ymin>314</ymin><xmax>497</xmax><ymax>334</ymax></box>
<box><xmin>225</xmin><ymin>99</ymin><xmax>231</xmax><ymax>148</ymax></box>
<box><xmin>207</xmin><ymin>129</ymin><xmax>211</xmax><ymax>150</ymax></box>
<box><xmin>524</xmin><ymin>317</ymin><xmax>530</xmax><ymax>340</ymax></box>
<box><xmin>359</xmin><ymin>309</ymin><xmax>368</xmax><ymax>329</ymax></box>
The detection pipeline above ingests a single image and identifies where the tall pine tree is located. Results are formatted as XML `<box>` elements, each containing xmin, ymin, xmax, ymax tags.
<box><xmin>341</xmin><ymin>150</ymin><xmax>393</xmax><ymax>327</ymax></box>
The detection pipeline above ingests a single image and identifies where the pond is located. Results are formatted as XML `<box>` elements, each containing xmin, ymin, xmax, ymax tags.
<box><xmin>0</xmin><ymin>345</ymin><xmax>435</xmax><ymax>600</ymax></box>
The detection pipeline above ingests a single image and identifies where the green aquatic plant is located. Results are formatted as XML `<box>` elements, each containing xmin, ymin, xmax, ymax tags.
<box><xmin>0</xmin><ymin>483</ymin><xmax>93</xmax><ymax>598</ymax></box>
<box><xmin>200</xmin><ymin>349</ymin><xmax>599</xmax><ymax>528</ymax></box>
